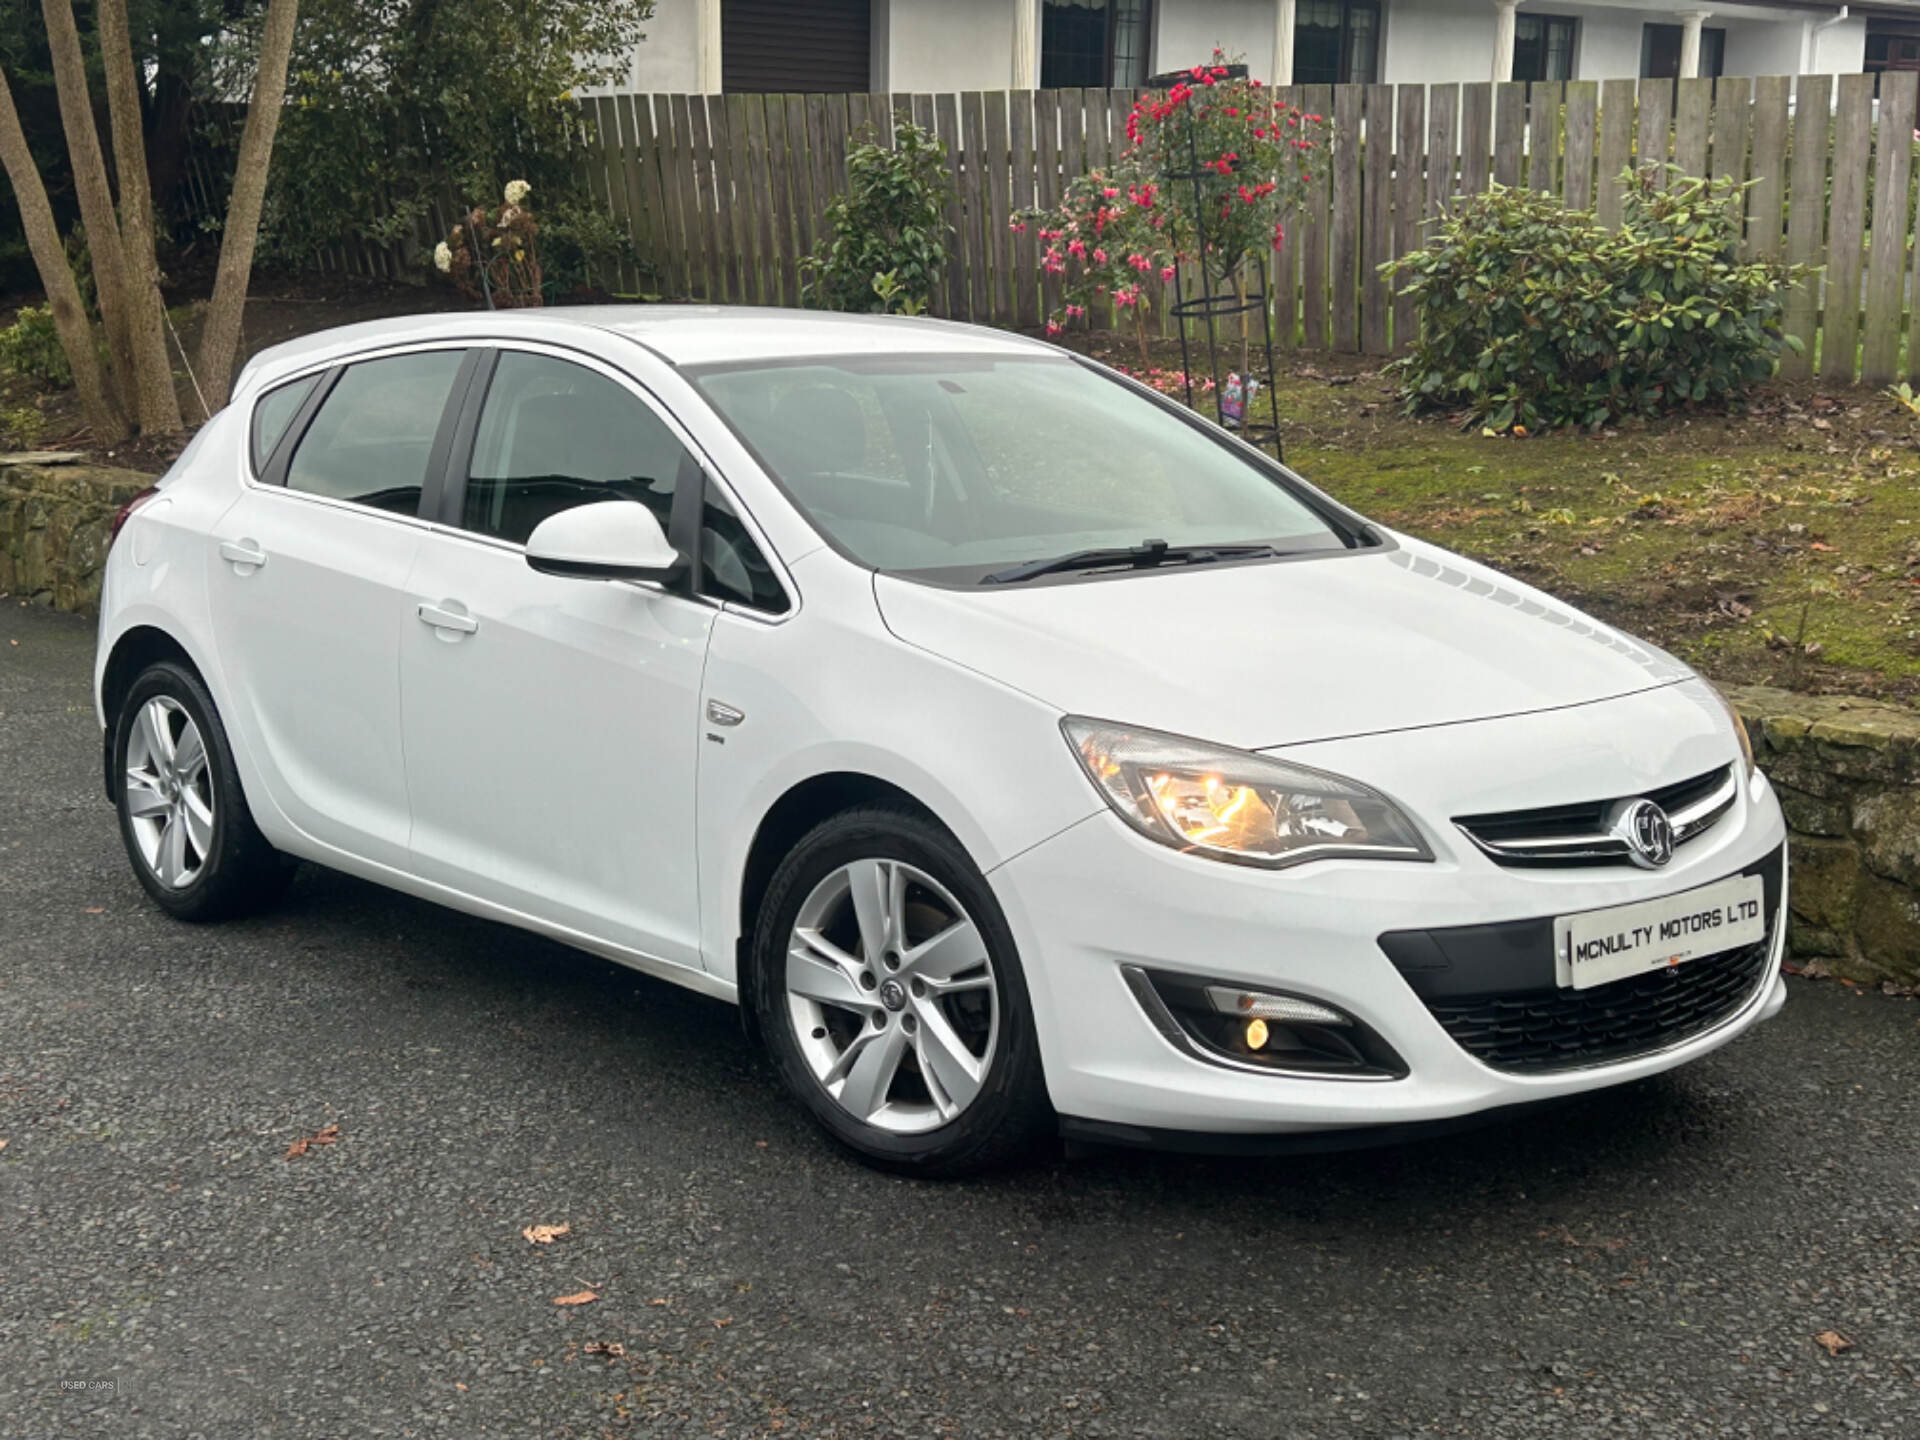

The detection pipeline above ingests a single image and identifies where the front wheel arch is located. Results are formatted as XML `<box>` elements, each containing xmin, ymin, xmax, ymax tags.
<box><xmin>736</xmin><ymin>773</ymin><xmax>965</xmax><ymax>1046</ymax></box>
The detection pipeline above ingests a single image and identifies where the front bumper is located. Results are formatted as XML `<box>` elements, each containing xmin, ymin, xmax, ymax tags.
<box><xmin>990</xmin><ymin>758</ymin><xmax>1789</xmax><ymax>1138</ymax></box>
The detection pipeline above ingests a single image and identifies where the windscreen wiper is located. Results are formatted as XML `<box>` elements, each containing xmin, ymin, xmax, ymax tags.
<box><xmin>980</xmin><ymin>539</ymin><xmax>1280</xmax><ymax>586</ymax></box>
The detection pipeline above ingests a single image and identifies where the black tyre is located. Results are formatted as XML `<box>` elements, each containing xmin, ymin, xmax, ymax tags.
<box><xmin>113</xmin><ymin>660</ymin><xmax>295</xmax><ymax>921</ymax></box>
<box><xmin>750</xmin><ymin>804</ymin><xmax>1052</xmax><ymax>1177</ymax></box>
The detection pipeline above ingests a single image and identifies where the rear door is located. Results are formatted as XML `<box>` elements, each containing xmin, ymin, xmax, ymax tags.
<box><xmin>396</xmin><ymin>345</ymin><xmax>717</xmax><ymax>969</ymax></box>
<box><xmin>206</xmin><ymin>346</ymin><xmax>475</xmax><ymax>869</ymax></box>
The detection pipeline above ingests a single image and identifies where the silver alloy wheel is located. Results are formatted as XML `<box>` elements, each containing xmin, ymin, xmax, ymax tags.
<box><xmin>786</xmin><ymin>859</ymin><xmax>1000</xmax><ymax>1135</ymax></box>
<box><xmin>124</xmin><ymin>696</ymin><xmax>214</xmax><ymax>890</ymax></box>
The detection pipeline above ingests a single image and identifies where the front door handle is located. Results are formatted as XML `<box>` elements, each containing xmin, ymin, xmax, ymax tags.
<box><xmin>417</xmin><ymin>601</ymin><xmax>479</xmax><ymax>637</ymax></box>
<box><xmin>218</xmin><ymin>539</ymin><xmax>267</xmax><ymax>572</ymax></box>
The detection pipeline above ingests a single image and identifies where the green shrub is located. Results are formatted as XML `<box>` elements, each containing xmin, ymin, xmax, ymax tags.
<box><xmin>0</xmin><ymin>306</ymin><xmax>73</xmax><ymax>390</ymax></box>
<box><xmin>803</xmin><ymin>121</ymin><xmax>952</xmax><ymax>314</ymax></box>
<box><xmin>1385</xmin><ymin>168</ymin><xmax>1808</xmax><ymax>433</ymax></box>
<box><xmin>540</xmin><ymin>198</ymin><xmax>644</xmax><ymax>297</ymax></box>
<box><xmin>2</xmin><ymin>402</ymin><xmax>48</xmax><ymax>450</ymax></box>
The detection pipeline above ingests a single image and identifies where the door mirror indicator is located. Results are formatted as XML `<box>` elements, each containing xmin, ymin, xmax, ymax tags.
<box><xmin>524</xmin><ymin>501</ymin><xmax>684</xmax><ymax>583</ymax></box>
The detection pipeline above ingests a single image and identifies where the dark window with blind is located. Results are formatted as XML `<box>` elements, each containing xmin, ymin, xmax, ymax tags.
<box><xmin>722</xmin><ymin>0</ymin><xmax>872</xmax><ymax>94</ymax></box>
<box><xmin>1292</xmin><ymin>0</ymin><xmax>1380</xmax><ymax>87</ymax></box>
<box><xmin>1512</xmin><ymin>14</ymin><xmax>1576</xmax><ymax>83</ymax></box>
<box><xmin>1041</xmin><ymin>0</ymin><xmax>1153</xmax><ymax>89</ymax></box>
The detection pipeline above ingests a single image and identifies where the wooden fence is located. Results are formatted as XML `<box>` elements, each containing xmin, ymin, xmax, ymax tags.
<box><xmin>314</xmin><ymin>72</ymin><xmax>1920</xmax><ymax>387</ymax></box>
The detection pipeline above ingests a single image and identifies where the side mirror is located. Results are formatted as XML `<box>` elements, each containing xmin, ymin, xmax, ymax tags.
<box><xmin>525</xmin><ymin>500</ymin><xmax>684</xmax><ymax>584</ymax></box>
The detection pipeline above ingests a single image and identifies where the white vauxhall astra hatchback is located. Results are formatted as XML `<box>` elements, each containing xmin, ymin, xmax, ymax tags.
<box><xmin>95</xmin><ymin>307</ymin><xmax>1788</xmax><ymax>1174</ymax></box>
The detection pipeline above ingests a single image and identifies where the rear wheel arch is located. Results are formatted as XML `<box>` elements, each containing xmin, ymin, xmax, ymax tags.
<box><xmin>100</xmin><ymin>626</ymin><xmax>204</xmax><ymax>802</ymax></box>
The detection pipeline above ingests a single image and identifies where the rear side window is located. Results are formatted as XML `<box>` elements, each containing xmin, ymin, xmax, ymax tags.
<box><xmin>285</xmin><ymin>351</ymin><xmax>466</xmax><ymax>515</ymax></box>
<box><xmin>250</xmin><ymin>374</ymin><xmax>316</xmax><ymax>474</ymax></box>
<box><xmin>700</xmin><ymin>480</ymin><xmax>788</xmax><ymax>614</ymax></box>
<box><xmin>462</xmin><ymin>351</ymin><xmax>690</xmax><ymax>545</ymax></box>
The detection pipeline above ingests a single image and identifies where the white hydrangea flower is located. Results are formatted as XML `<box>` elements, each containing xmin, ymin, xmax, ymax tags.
<box><xmin>503</xmin><ymin>179</ymin><xmax>531</xmax><ymax>206</ymax></box>
<box><xmin>433</xmin><ymin>241</ymin><xmax>452</xmax><ymax>273</ymax></box>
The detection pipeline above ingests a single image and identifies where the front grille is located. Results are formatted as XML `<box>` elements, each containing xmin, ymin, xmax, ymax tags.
<box><xmin>1423</xmin><ymin>937</ymin><xmax>1773</xmax><ymax>1073</ymax></box>
<box><xmin>1379</xmin><ymin>846</ymin><xmax>1784</xmax><ymax>1076</ymax></box>
<box><xmin>1455</xmin><ymin>765</ymin><xmax>1738</xmax><ymax>868</ymax></box>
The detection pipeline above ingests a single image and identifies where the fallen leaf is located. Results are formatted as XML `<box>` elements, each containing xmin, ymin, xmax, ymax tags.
<box><xmin>553</xmin><ymin>1290</ymin><xmax>599</xmax><ymax>1307</ymax></box>
<box><xmin>283</xmin><ymin>1123</ymin><xmax>341</xmax><ymax>1160</ymax></box>
<box><xmin>1811</xmin><ymin>417</ymin><xmax>1833</xmax><ymax>431</ymax></box>
<box><xmin>522</xmin><ymin>1223</ymin><xmax>570</xmax><ymax>1245</ymax></box>
<box><xmin>1815</xmin><ymin>1330</ymin><xmax>1853</xmax><ymax>1356</ymax></box>
<box><xmin>584</xmin><ymin>1340</ymin><xmax>626</xmax><ymax>1358</ymax></box>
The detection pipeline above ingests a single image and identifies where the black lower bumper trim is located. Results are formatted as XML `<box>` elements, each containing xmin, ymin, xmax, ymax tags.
<box><xmin>1058</xmin><ymin>1094</ymin><xmax>1583</xmax><ymax>1157</ymax></box>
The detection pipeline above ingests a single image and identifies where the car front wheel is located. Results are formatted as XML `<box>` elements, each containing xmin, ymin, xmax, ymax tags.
<box><xmin>114</xmin><ymin>660</ymin><xmax>293</xmax><ymax>921</ymax></box>
<box><xmin>751</xmin><ymin>804</ymin><xmax>1051</xmax><ymax>1176</ymax></box>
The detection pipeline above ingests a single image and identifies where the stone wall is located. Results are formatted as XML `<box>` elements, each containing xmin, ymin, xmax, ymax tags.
<box><xmin>0</xmin><ymin>454</ymin><xmax>153</xmax><ymax>614</ymax></box>
<box><xmin>1724</xmin><ymin>684</ymin><xmax>1920</xmax><ymax>987</ymax></box>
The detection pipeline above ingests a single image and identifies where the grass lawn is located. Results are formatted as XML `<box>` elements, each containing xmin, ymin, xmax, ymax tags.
<box><xmin>1068</xmin><ymin>330</ymin><xmax>1920</xmax><ymax>706</ymax></box>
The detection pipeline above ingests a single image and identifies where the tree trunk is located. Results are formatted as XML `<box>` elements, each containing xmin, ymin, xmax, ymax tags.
<box><xmin>197</xmin><ymin>0</ymin><xmax>299</xmax><ymax>415</ymax></box>
<box><xmin>0</xmin><ymin>68</ymin><xmax>129</xmax><ymax>445</ymax></box>
<box><xmin>99</xmin><ymin>0</ymin><xmax>184</xmax><ymax>435</ymax></box>
<box><xmin>41</xmin><ymin>0</ymin><xmax>136</xmax><ymax>417</ymax></box>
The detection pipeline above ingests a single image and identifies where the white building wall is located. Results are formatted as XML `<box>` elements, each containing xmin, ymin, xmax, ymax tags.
<box><xmin>1378</xmin><ymin>0</ymin><xmax>1496</xmax><ymax>86</ymax></box>
<box><xmin>621</xmin><ymin>2</ymin><xmax>700</xmax><ymax>91</ymax></box>
<box><xmin>887</xmin><ymin>0</ymin><xmax>1018</xmax><ymax>91</ymax></box>
<box><xmin>1807</xmin><ymin>15</ymin><xmax>1867</xmax><ymax>75</ymax></box>
<box><xmin>1155</xmin><ymin>0</ymin><xmax>1277</xmax><ymax>80</ymax></box>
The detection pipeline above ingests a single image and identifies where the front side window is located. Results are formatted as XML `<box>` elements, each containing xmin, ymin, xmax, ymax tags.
<box><xmin>1513</xmin><ymin>14</ymin><xmax>1576</xmax><ymax>83</ymax></box>
<box><xmin>1293</xmin><ymin>0</ymin><xmax>1379</xmax><ymax>87</ymax></box>
<box><xmin>251</xmin><ymin>374</ymin><xmax>317</xmax><ymax>475</ymax></box>
<box><xmin>284</xmin><ymin>351</ymin><xmax>466</xmax><ymax>514</ymax></box>
<box><xmin>462</xmin><ymin>351</ymin><xmax>690</xmax><ymax>546</ymax></box>
<box><xmin>692</xmin><ymin>355</ymin><xmax>1352</xmax><ymax>583</ymax></box>
<box><xmin>701</xmin><ymin>480</ymin><xmax>789</xmax><ymax>614</ymax></box>
<box><xmin>1041</xmin><ymin>0</ymin><xmax>1153</xmax><ymax>89</ymax></box>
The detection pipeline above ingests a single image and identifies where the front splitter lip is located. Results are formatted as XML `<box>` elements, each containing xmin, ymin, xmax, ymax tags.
<box><xmin>1059</xmin><ymin>1092</ymin><xmax>1578</xmax><ymax>1156</ymax></box>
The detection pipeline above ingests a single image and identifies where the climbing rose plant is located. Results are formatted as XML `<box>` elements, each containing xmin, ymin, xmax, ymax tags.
<box><xmin>1017</xmin><ymin>53</ymin><xmax>1328</xmax><ymax>361</ymax></box>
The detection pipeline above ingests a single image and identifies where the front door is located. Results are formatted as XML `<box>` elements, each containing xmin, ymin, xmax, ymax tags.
<box><xmin>398</xmin><ymin>347</ymin><xmax>715</xmax><ymax>969</ymax></box>
<box><xmin>206</xmin><ymin>347</ymin><xmax>471</xmax><ymax>870</ymax></box>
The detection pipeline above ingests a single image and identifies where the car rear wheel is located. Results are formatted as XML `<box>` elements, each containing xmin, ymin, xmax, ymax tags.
<box><xmin>751</xmin><ymin>804</ymin><xmax>1051</xmax><ymax>1176</ymax></box>
<box><xmin>114</xmin><ymin>660</ymin><xmax>294</xmax><ymax>921</ymax></box>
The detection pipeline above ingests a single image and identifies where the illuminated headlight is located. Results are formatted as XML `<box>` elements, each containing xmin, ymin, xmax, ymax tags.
<box><xmin>1063</xmin><ymin>718</ymin><xmax>1432</xmax><ymax>869</ymax></box>
<box><xmin>1708</xmin><ymin>684</ymin><xmax>1757</xmax><ymax>780</ymax></box>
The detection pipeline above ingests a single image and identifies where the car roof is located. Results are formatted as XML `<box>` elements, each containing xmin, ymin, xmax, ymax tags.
<box><xmin>237</xmin><ymin>305</ymin><xmax>1057</xmax><ymax>393</ymax></box>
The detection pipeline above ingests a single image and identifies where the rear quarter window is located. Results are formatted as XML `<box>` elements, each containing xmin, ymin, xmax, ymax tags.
<box><xmin>250</xmin><ymin>374</ymin><xmax>318</xmax><ymax>475</ymax></box>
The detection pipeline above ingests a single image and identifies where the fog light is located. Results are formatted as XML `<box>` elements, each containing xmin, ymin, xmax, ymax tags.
<box><xmin>1121</xmin><ymin>966</ymin><xmax>1407</xmax><ymax>1078</ymax></box>
<box><xmin>1205</xmin><ymin>986</ymin><xmax>1351</xmax><ymax>1027</ymax></box>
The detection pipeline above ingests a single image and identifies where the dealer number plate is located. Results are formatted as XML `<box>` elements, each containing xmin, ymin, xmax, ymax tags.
<box><xmin>1553</xmin><ymin>873</ymin><xmax>1766</xmax><ymax>991</ymax></box>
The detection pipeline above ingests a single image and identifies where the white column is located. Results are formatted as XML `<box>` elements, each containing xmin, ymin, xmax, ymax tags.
<box><xmin>1492</xmin><ymin>0</ymin><xmax>1519</xmax><ymax>83</ymax></box>
<box><xmin>1272</xmin><ymin>0</ymin><xmax>1297</xmax><ymax>88</ymax></box>
<box><xmin>1013</xmin><ymin>0</ymin><xmax>1039</xmax><ymax>89</ymax></box>
<box><xmin>695</xmin><ymin>0</ymin><xmax>722</xmax><ymax>94</ymax></box>
<box><xmin>1679</xmin><ymin>10</ymin><xmax>1711</xmax><ymax>79</ymax></box>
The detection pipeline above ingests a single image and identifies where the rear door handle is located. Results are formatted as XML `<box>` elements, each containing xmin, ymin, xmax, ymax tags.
<box><xmin>417</xmin><ymin>602</ymin><xmax>479</xmax><ymax>636</ymax></box>
<box><xmin>218</xmin><ymin>539</ymin><xmax>267</xmax><ymax>571</ymax></box>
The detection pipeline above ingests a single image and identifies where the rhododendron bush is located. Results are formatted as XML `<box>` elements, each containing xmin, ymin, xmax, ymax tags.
<box><xmin>1017</xmin><ymin>54</ymin><xmax>1328</xmax><ymax>362</ymax></box>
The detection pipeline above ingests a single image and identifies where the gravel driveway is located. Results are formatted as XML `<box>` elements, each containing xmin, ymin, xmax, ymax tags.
<box><xmin>3</xmin><ymin>602</ymin><xmax>1917</xmax><ymax>1438</ymax></box>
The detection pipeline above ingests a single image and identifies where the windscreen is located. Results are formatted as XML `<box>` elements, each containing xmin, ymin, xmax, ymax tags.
<box><xmin>692</xmin><ymin>355</ymin><xmax>1351</xmax><ymax>581</ymax></box>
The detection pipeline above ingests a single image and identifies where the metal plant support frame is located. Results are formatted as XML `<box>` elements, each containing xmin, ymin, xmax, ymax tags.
<box><xmin>1151</xmin><ymin>70</ymin><xmax>1286</xmax><ymax>463</ymax></box>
